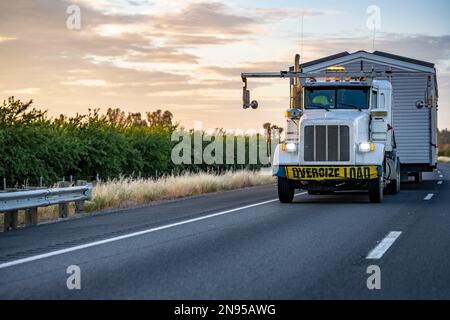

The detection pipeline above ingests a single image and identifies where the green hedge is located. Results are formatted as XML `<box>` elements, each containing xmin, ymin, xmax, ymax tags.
<box><xmin>0</xmin><ymin>98</ymin><xmax>267</xmax><ymax>187</ymax></box>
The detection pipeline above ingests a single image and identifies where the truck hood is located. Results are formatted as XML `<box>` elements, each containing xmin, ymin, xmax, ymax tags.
<box><xmin>301</xmin><ymin>110</ymin><xmax>369</xmax><ymax>123</ymax></box>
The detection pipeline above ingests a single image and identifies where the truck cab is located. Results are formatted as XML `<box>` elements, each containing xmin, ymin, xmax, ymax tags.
<box><xmin>241</xmin><ymin>52</ymin><xmax>437</xmax><ymax>204</ymax></box>
<box><xmin>272</xmin><ymin>75</ymin><xmax>401</xmax><ymax>203</ymax></box>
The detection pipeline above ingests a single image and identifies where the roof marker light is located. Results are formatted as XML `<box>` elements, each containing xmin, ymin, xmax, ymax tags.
<box><xmin>327</xmin><ymin>65</ymin><xmax>346</xmax><ymax>72</ymax></box>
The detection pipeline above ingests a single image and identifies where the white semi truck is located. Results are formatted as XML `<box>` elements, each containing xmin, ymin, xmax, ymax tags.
<box><xmin>242</xmin><ymin>52</ymin><xmax>438</xmax><ymax>203</ymax></box>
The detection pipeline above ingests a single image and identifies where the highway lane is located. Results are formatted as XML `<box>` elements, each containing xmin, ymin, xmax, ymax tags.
<box><xmin>0</xmin><ymin>164</ymin><xmax>448</xmax><ymax>299</ymax></box>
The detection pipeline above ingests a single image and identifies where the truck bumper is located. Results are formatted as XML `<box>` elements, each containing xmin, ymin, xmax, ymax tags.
<box><xmin>273</xmin><ymin>165</ymin><xmax>382</xmax><ymax>181</ymax></box>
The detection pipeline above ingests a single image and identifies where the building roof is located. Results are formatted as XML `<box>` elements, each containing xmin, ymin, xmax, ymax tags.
<box><xmin>302</xmin><ymin>51</ymin><xmax>350</xmax><ymax>68</ymax></box>
<box><xmin>301</xmin><ymin>50</ymin><xmax>435</xmax><ymax>69</ymax></box>
<box><xmin>372</xmin><ymin>51</ymin><xmax>435</xmax><ymax>68</ymax></box>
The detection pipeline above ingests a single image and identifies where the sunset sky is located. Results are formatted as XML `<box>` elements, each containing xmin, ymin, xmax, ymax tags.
<box><xmin>0</xmin><ymin>0</ymin><xmax>449</xmax><ymax>130</ymax></box>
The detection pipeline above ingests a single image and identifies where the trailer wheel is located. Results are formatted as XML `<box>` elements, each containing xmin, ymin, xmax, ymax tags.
<box><xmin>387</xmin><ymin>158</ymin><xmax>401</xmax><ymax>195</ymax></box>
<box><xmin>278</xmin><ymin>177</ymin><xmax>295</xmax><ymax>203</ymax></box>
<box><xmin>369</xmin><ymin>173</ymin><xmax>384</xmax><ymax>203</ymax></box>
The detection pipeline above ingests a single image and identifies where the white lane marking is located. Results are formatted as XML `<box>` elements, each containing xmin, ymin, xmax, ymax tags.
<box><xmin>424</xmin><ymin>193</ymin><xmax>434</xmax><ymax>201</ymax></box>
<box><xmin>366</xmin><ymin>231</ymin><xmax>402</xmax><ymax>260</ymax></box>
<box><xmin>0</xmin><ymin>192</ymin><xmax>307</xmax><ymax>270</ymax></box>
<box><xmin>438</xmin><ymin>181</ymin><xmax>443</xmax><ymax>185</ymax></box>
<box><xmin>440</xmin><ymin>175</ymin><xmax>444</xmax><ymax>178</ymax></box>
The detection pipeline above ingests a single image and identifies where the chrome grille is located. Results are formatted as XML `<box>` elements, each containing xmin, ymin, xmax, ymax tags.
<box><xmin>304</xmin><ymin>125</ymin><xmax>350</xmax><ymax>162</ymax></box>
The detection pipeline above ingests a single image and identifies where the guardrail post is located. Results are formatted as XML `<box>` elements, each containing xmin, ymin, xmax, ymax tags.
<box><xmin>75</xmin><ymin>180</ymin><xmax>87</xmax><ymax>214</ymax></box>
<box><xmin>4</xmin><ymin>210</ymin><xmax>19</xmax><ymax>231</ymax></box>
<box><xmin>58</xmin><ymin>181</ymin><xmax>71</xmax><ymax>218</ymax></box>
<box><xmin>25</xmin><ymin>207</ymin><xmax>38</xmax><ymax>227</ymax></box>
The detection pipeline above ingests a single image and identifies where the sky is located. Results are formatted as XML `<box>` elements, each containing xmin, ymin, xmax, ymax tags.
<box><xmin>0</xmin><ymin>0</ymin><xmax>449</xmax><ymax>130</ymax></box>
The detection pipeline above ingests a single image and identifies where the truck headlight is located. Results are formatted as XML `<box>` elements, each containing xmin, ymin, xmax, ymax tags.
<box><xmin>359</xmin><ymin>142</ymin><xmax>375</xmax><ymax>153</ymax></box>
<box><xmin>285</xmin><ymin>143</ymin><xmax>298</xmax><ymax>153</ymax></box>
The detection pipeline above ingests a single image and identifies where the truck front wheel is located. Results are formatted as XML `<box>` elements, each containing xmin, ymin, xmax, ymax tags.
<box><xmin>369</xmin><ymin>175</ymin><xmax>384</xmax><ymax>203</ymax></box>
<box><xmin>278</xmin><ymin>177</ymin><xmax>295</xmax><ymax>203</ymax></box>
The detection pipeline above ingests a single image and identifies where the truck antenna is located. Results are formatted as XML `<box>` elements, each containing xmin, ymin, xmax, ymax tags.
<box><xmin>300</xmin><ymin>13</ymin><xmax>305</xmax><ymax>66</ymax></box>
<box><xmin>372</xmin><ymin>24</ymin><xmax>376</xmax><ymax>52</ymax></box>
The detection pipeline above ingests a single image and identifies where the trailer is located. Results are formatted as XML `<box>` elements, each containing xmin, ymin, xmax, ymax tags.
<box><xmin>299</xmin><ymin>51</ymin><xmax>438</xmax><ymax>182</ymax></box>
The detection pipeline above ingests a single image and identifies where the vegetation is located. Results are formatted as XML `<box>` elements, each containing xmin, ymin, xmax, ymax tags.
<box><xmin>438</xmin><ymin>129</ymin><xmax>450</xmax><ymax>157</ymax></box>
<box><xmin>85</xmin><ymin>170</ymin><xmax>274</xmax><ymax>212</ymax></box>
<box><xmin>0</xmin><ymin>97</ymin><xmax>267</xmax><ymax>187</ymax></box>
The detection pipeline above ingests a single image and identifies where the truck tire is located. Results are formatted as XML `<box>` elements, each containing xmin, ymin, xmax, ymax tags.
<box><xmin>387</xmin><ymin>158</ymin><xmax>401</xmax><ymax>195</ymax></box>
<box><xmin>278</xmin><ymin>177</ymin><xmax>295</xmax><ymax>203</ymax></box>
<box><xmin>369</xmin><ymin>175</ymin><xmax>384</xmax><ymax>203</ymax></box>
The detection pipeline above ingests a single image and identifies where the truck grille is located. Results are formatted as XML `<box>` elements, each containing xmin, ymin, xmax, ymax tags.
<box><xmin>304</xmin><ymin>125</ymin><xmax>350</xmax><ymax>162</ymax></box>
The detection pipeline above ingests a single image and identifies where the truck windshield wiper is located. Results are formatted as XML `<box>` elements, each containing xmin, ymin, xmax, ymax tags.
<box><xmin>339</xmin><ymin>103</ymin><xmax>363</xmax><ymax>111</ymax></box>
<box><xmin>307</xmin><ymin>104</ymin><xmax>331</xmax><ymax>112</ymax></box>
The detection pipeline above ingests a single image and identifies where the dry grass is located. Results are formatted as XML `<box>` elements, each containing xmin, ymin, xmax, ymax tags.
<box><xmin>85</xmin><ymin>170</ymin><xmax>275</xmax><ymax>212</ymax></box>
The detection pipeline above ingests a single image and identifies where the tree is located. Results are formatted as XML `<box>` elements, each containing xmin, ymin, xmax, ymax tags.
<box><xmin>147</xmin><ymin>109</ymin><xmax>174</xmax><ymax>127</ymax></box>
<box><xmin>438</xmin><ymin>129</ymin><xmax>450</xmax><ymax>156</ymax></box>
<box><xmin>0</xmin><ymin>97</ymin><xmax>46</xmax><ymax>126</ymax></box>
<box><xmin>263</xmin><ymin>123</ymin><xmax>283</xmax><ymax>156</ymax></box>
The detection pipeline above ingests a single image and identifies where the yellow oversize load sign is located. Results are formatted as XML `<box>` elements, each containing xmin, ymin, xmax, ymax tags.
<box><xmin>286</xmin><ymin>166</ymin><xmax>379</xmax><ymax>181</ymax></box>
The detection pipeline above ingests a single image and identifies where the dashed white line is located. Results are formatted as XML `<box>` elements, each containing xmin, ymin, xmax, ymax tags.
<box><xmin>438</xmin><ymin>181</ymin><xmax>443</xmax><ymax>185</ymax></box>
<box><xmin>440</xmin><ymin>175</ymin><xmax>444</xmax><ymax>178</ymax></box>
<box><xmin>0</xmin><ymin>192</ymin><xmax>307</xmax><ymax>270</ymax></box>
<box><xmin>424</xmin><ymin>193</ymin><xmax>434</xmax><ymax>201</ymax></box>
<box><xmin>366</xmin><ymin>231</ymin><xmax>402</xmax><ymax>260</ymax></box>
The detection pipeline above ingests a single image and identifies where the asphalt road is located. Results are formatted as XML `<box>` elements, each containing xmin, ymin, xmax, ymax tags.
<box><xmin>0</xmin><ymin>165</ymin><xmax>449</xmax><ymax>300</ymax></box>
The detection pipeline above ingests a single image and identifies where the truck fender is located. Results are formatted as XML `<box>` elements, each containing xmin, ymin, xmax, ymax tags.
<box><xmin>356</xmin><ymin>143</ymin><xmax>385</xmax><ymax>166</ymax></box>
<box><xmin>272</xmin><ymin>144</ymin><xmax>299</xmax><ymax>177</ymax></box>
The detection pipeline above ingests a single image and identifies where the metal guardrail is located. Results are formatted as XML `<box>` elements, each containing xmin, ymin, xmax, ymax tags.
<box><xmin>0</xmin><ymin>184</ymin><xmax>93</xmax><ymax>231</ymax></box>
<box><xmin>0</xmin><ymin>185</ymin><xmax>92</xmax><ymax>212</ymax></box>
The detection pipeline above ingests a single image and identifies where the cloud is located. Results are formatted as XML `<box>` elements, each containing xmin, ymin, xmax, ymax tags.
<box><xmin>73</xmin><ymin>0</ymin><xmax>157</xmax><ymax>15</ymax></box>
<box><xmin>0</xmin><ymin>0</ymin><xmax>449</xmax><ymax>130</ymax></box>
<box><xmin>61</xmin><ymin>79</ymin><xmax>110</xmax><ymax>87</ymax></box>
<box><xmin>152</xmin><ymin>2</ymin><xmax>256</xmax><ymax>35</ymax></box>
<box><xmin>202</xmin><ymin>61</ymin><xmax>291</xmax><ymax>77</ymax></box>
<box><xmin>300</xmin><ymin>33</ymin><xmax>450</xmax><ymax>66</ymax></box>
<box><xmin>169</xmin><ymin>34</ymin><xmax>242</xmax><ymax>46</ymax></box>
<box><xmin>3</xmin><ymin>88</ymin><xmax>40</xmax><ymax>94</ymax></box>
<box><xmin>245</xmin><ymin>7</ymin><xmax>342</xmax><ymax>22</ymax></box>
<box><xmin>0</xmin><ymin>36</ymin><xmax>17</xmax><ymax>43</ymax></box>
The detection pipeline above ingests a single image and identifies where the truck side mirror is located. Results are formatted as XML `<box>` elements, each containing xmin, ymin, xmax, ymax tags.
<box><xmin>243</xmin><ymin>88</ymin><xmax>250</xmax><ymax>109</ymax></box>
<box><xmin>416</xmin><ymin>100</ymin><xmax>424</xmax><ymax>109</ymax></box>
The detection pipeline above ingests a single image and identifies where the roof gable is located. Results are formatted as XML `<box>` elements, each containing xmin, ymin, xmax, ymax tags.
<box><xmin>301</xmin><ymin>51</ymin><xmax>435</xmax><ymax>73</ymax></box>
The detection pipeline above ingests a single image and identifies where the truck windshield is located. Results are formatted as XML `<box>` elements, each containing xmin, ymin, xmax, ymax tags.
<box><xmin>305</xmin><ymin>87</ymin><xmax>369</xmax><ymax>110</ymax></box>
